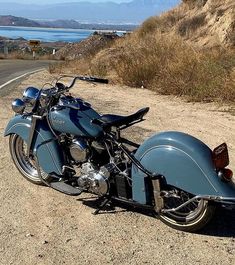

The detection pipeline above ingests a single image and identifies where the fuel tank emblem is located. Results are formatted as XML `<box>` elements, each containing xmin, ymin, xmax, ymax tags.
<box><xmin>52</xmin><ymin>116</ymin><xmax>65</xmax><ymax>125</ymax></box>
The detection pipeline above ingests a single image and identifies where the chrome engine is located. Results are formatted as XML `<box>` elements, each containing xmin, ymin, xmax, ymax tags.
<box><xmin>69</xmin><ymin>138</ymin><xmax>89</xmax><ymax>162</ymax></box>
<box><xmin>77</xmin><ymin>163</ymin><xmax>114</xmax><ymax>196</ymax></box>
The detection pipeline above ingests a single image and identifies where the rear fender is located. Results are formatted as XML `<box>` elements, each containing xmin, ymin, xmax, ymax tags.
<box><xmin>4</xmin><ymin>115</ymin><xmax>64</xmax><ymax>175</ymax></box>
<box><xmin>132</xmin><ymin>131</ymin><xmax>235</xmax><ymax>204</ymax></box>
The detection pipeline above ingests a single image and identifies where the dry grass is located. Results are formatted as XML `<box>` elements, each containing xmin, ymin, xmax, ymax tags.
<box><xmin>51</xmin><ymin>31</ymin><xmax>235</xmax><ymax>102</ymax></box>
<box><xmin>108</xmin><ymin>33</ymin><xmax>235</xmax><ymax>102</ymax></box>
<box><xmin>0</xmin><ymin>52</ymin><xmax>57</xmax><ymax>60</ymax></box>
<box><xmin>178</xmin><ymin>13</ymin><xmax>207</xmax><ymax>37</ymax></box>
<box><xmin>50</xmin><ymin>0</ymin><xmax>235</xmax><ymax>103</ymax></box>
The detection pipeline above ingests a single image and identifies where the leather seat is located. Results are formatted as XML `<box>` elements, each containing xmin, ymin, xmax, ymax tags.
<box><xmin>92</xmin><ymin>107</ymin><xmax>149</xmax><ymax>128</ymax></box>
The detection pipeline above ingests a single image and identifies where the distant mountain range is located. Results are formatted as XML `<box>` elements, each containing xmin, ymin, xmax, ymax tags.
<box><xmin>0</xmin><ymin>15</ymin><xmax>137</xmax><ymax>31</ymax></box>
<box><xmin>0</xmin><ymin>0</ymin><xmax>180</xmax><ymax>24</ymax></box>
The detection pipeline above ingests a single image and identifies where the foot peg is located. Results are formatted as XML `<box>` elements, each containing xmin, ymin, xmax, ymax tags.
<box><xmin>50</xmin><ymin>181</ymin><xmax>82</xmax><ymax>196</ymax></box>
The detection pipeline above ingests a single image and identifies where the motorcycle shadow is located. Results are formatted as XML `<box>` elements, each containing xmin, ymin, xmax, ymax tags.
<box><xmin>78</xmin><ymin>197</ymin><xmax>235</xmax><ymax>237</ymax></box>
<box><xmin>76</xmin><ymin>196</ymin><xmax>127</xmax><ymax>214</ymax></box>
<box><xmin>199</xmin><ymin>206</ymin><xmax>235</xmax><ymax>237</ymax></box>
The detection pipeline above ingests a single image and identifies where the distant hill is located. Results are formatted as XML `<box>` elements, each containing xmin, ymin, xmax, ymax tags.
<box><xmin>0</xmin><ymin>15</ymin><xmax>40</xmax><ymax>27</ymax></box>
<box><xmin>0</xmin><ymin>0</ymin><xmax>180</xmax><ymax>24</ymax></box>
<box><xmin>0</xmin><ymin>15</ymin><xmax>137</xmax><ymax>31</ymax></box>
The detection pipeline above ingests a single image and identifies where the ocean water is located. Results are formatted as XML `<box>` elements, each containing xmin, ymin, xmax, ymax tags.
<box><xmin>0</xmin><ymin>26</ymin><xmax>97</xmax><ymax>42</ymax></box>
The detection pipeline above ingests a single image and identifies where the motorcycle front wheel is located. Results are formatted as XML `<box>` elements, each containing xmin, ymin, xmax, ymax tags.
<box><xmin>9</xmin><ymin>134</ymin><xmax>49</xmax><ymax>185</ymax></box>
<box><xmin>159</xmin><ymin>189</ymin><xmax>216</xmax><ymax>232</ymax></box>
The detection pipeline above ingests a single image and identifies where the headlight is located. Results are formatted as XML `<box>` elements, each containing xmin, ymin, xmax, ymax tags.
<box><xmin>23</xmin><ymin>87</ymin><xmax>39</xmax><ymax>106</ymax></box>
<box><xmin>12</xmin><ymin>99</ymin><xmax>25</xmax><ymax>114</ymax></box>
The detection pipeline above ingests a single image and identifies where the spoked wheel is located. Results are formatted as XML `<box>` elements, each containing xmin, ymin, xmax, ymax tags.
<box><xmin>9</xmin><ymin>134</ymin><xmax>49</xmax><ymax>185</ymax></box>
<box><xmin>159</xmin><ymin>188</ymin><xmax>216</xmax><ymax>232</ymax></box>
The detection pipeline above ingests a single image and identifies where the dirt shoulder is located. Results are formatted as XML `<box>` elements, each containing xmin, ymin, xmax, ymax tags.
<box><xmin>0</xmin><ymin>71</ymin><xmax>235</xmax><ymax>265</ymax></box>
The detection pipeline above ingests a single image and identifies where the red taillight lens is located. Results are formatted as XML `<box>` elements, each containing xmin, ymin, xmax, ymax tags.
<box><xmin>212</xmin><ymin>143</ymin><xmax>229</xmax><ymax>169</ymax></box>
<box><xmin>218</xmin><ymin>168</ymin><xmax>233</xmax><ymax>182</ymax></box>
<box><xmin>223</xmin><ymin>169</ymin><xmax>233</xmax><ymax>181</ymax></box>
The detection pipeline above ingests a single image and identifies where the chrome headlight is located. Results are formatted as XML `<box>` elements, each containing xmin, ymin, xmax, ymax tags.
<box><xmin>23</xmin><ymin>87</ymin><xmax>39</xmax><ymax>105</ymax></box>
<box><xmin>12</xmin><ymin>99</ymin><xmax>25</xmax><ymax>114</ymax></box>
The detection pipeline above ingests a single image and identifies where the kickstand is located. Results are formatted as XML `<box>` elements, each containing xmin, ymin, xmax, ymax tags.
<box><xmin>92</xmin><ymin>197</ymin><xmax>112</xmax><ymax>215</ymax></box>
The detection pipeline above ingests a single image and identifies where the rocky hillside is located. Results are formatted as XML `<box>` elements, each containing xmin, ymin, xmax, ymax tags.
<box><xmin>55</xmin><ymin>32</ymin><xmax>119</xmax><ymax>60</ymax></box>
<box><xmin>144</xmin><ymin>0</ymin><xmax>235</xmax><ymax>48</ymax></box>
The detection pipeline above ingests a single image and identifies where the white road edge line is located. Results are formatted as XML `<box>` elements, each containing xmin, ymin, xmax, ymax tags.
<box><xmin>0</xmin><ymin>68</ymin><xmax>45</xmax><ymax>90</ymax></box>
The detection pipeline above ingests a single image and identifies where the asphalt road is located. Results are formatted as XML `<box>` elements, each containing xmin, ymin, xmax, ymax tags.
<box><xmin>0</xmin><ymin>59</ymin><xmax>53</xmax><ymax>87</ymax></box>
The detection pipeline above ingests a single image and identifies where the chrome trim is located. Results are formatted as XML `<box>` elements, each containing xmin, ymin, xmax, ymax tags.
<box><xmin>161</xmin><ymin>195</ymin><xmax>235</xmax><ymax>213</ymax></box>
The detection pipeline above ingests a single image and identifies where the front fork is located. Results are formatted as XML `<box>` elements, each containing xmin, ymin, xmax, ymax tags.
<box><xmin>26</xmin><ymin>114</ymin><xmax>44</xmax><ymax>156</ymax></box>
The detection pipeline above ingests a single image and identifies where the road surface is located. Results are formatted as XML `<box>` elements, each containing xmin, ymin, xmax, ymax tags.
<box><xmin>0</xmin><ymin>59</ymin><xmax>52</xmax><ymax>87</ymax></box>
<box><xmin>0</xmin><ymin>70</ymin><xmax>235</xmax><ymax>265</ymax></box>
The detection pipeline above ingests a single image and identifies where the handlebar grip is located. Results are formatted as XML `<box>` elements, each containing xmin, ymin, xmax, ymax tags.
<box><xmin>91</xmin><ymin>77</ymin><xmax>109</xmax><ymax>84</ymax></box>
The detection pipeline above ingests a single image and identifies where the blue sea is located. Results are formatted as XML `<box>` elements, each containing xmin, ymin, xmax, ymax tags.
<box><xmin>0</xmin><ymin>26</ymin><xmax>100</xmax><ymax>42</ymax></box>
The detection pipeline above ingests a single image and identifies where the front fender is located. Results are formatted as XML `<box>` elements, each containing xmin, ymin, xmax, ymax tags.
<box><xmin>132</xmin><ymin>131</ymin><xmax>235</xmax><ymax>204</ymax></box>
<box><xmin>5</xmin><ymin>115</ymin><xmax>64</xmax><ymax>175</ymax></box>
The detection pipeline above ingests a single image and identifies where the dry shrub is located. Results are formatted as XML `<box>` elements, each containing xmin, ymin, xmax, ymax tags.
<box><xmin>178</xmin><ymin>14</ymin><xmax>206</xmax><ymax>37</ymax></box>
<box><xmin>112</xmin><ymin>34</ymin><xmax>167</xmax><ymax>87</ymax></box>
<box><xmin>110</xmin><ymin>32</ymin><xmax>235</xmax><ymax>102</ymax></box>
<box><xmin>182</xmin><ymin>0</ymin><xmax>208</xmax><ymax>8</ymax></box>
<box><xmin>6</xmin><ymin>52</ymin><xmax>32</xmax><ymax>60</ymax></box>
<box><xmin>49</xmin><ymin>58</ymin><xmax>92</xmax><ymax>75</ymax></box>
<box><xmin>155</xmin><ymin>50</ymin><xmax>231</xmax><ymax>101</ymax></box>
<box><xmin>138</xmin><ymin>16</ymin><xmax>162</xmax><ymax>37</ymax></box>
<box><xmin>49</xmin><ymin>13</ymin><xmax>235</xmax><ymax>103</ymax></box>
<box><xmin>137</xmin><ymin>10</ymin><xmax>184</xmax><ymax>37</ymax></box>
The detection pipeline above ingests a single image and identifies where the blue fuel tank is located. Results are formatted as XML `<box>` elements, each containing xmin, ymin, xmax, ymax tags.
<box><xmin>48</xmin><ymin>97</ymin><xmax>103</xmax><ymax>138</ymax></box>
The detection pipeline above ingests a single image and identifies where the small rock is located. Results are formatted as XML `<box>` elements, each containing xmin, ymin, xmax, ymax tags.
<box><xmin>167</xmin><ymin>245</ymin><xmax>174</xmax><ymax>249</ymax></box>
<box><xmin>66</xmin><ymin>238</ymin><xmax>72</xmax><ymax>243</ymax></box>
<box><xmin>38</xmin><ymin>254</ymin><xmax>43</xmax><ymax>258</ymax></box>
<box><xmin>43</xmin><ymin>240</ymin><xmax>49</xmax><ymax>244</ymax></box>
<box><xmin>26</xmin><ymin>233</ymin><xmax>34</xmax><ymax>237</ymax></box>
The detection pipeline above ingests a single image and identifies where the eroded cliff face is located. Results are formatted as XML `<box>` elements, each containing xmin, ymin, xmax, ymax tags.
<box><xmin>160</xmin><ymin>0</ymin><xmax>235</xmax><ymax>48</ymax></box>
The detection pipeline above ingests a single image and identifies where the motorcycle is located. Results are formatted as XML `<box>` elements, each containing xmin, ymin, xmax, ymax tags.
<box><xmin>4</xmin><ymin>75</ymin><xmax>235</xmax><ymax>232</ymax></box>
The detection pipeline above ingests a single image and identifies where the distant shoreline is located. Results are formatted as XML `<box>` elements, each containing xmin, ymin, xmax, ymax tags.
<box><xmin>0</xmin><ymin>26</ymin><xmax>126</xmax><ymax>34</ymax></box>
<box><xmin>0</xmin><ymin>26</ymin><xmax>128</xmax><ymax>43</ymax></box>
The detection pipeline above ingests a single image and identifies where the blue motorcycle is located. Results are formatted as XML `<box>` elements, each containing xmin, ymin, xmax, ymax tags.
<box><xmin>4</xmin><ymin>76</ymin><xmax>235</xmax><ymax>232</ymax></box>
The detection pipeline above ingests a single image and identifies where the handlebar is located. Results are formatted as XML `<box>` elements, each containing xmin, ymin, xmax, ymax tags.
<box><xmin>42</xmin><ymin>76</ymin><xmax>109</xmax><ymax>98</ymax></box>
<box><xmin>66</xmin><ymin>76</ymin><xmax>109</xmax><ymax>89</ymax></box>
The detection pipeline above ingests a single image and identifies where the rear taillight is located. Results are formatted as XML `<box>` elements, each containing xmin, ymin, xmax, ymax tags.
<box><xmin>212</xmin><ymin>143</ymin><xmax>229</xmax><ymax>169</ymax></box>
<box><xmin>218</xmin><ymin>168</ymin><xmax>233</xmax><ymax>182</ymax></box>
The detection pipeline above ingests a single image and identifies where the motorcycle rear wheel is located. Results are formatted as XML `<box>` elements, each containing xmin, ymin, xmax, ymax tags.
<box><xmin>9</xmin><ymin>134</ymin><xmax>48</xmax><ymax>185</ymax></box>
<box><xmin>159</xmin><ymin>189</ymin><xmax>216</xmax><ymax>232</ymax></box>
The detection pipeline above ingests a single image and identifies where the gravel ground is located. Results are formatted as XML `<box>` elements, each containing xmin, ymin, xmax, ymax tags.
<box><xmin>0</xmin><ymin>71</ymin><xmax>235</xmax><ymax>265</ymax></box>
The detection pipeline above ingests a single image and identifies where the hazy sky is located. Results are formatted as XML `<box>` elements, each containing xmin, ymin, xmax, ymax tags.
<box><xmin>0</xmin><ymin>0</ymin><xmax>130</xmax><ymax>3</ymax></box>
